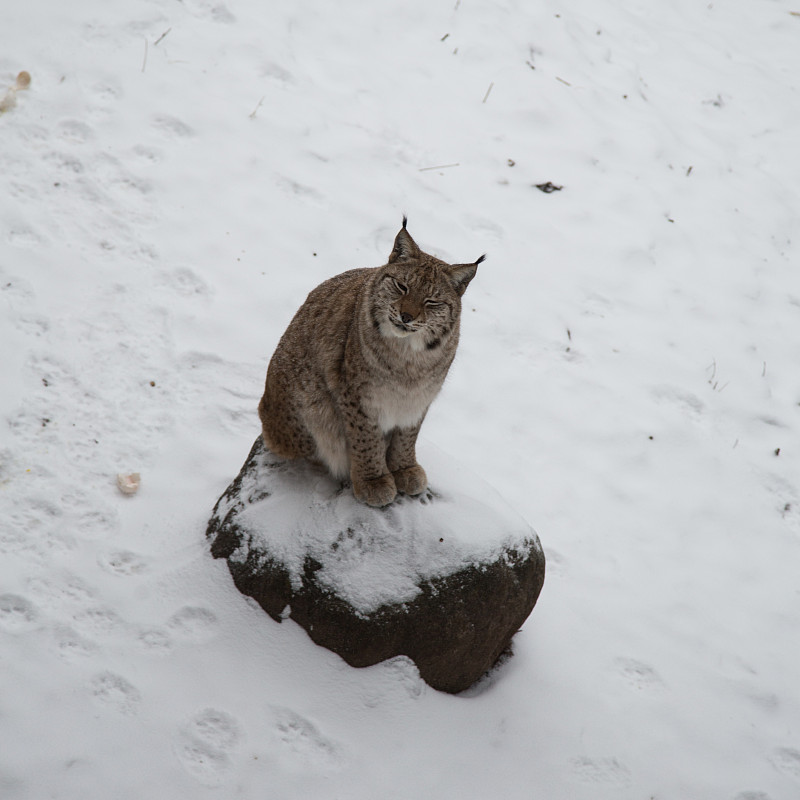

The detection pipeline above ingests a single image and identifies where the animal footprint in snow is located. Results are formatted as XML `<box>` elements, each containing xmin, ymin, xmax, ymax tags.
<box><xmin>136</xmin><ymin>627</ymin><xmax>173</xmax><ymax>655</ymax></box>
<box><xmin>0</xmin><ymin>594</ymin><xmax>39</xmax><ymax>632</ymax></box>
<box><xmin>614</xmin><ymin>657</ymin><xmax>666</xmax><ymax>692</ymax></box>
<box><xmin>52</xmin><ymin>626</ymin><xmax>97</xmax><ymax>662</ymax></box>
<box><xmin>167</xmin><ymin>606</ymin><xmax>219</xmax><ymax>642</ymax></box>
<box><xmin>98</xmin><ymin>550</ymin><xmax>150</xmax><ymax>576</ymax></box>
<box><xmin>28</xmin><ymin>573</ymin><xmax>95</xmax><ymax>608</ymax></box>
<box><xmin>180</xmin><ymin>0</ymin><xmax>236</xmax><ymax>24</ymax></box>
<box><xmin>771</xmin><ymin>747</ymin><xmax>800</xmax><ymax>778</ymax></box>
<box><xmin>0</xmin><ymin>71</ymin><xmax>31</xmax><ymax>113</ymax></box>
<box><xmin>272</xmin><ymin>707</ymin><xmax>342</xmax><ymax>769</ymax></box>
<box><xmin>188</xmin><ymin>708</ymin><xmax>241</xmax><ymax>751</ymax></box>
<box><xmin>90</xmin><ymin>671</ymin><xmax>142</xmax><ymax>715</ymax></box>
<box><xmin>175</xmin><ymin>709</ymin><xmax>241</xmax><ymax>786</ymax></box>
<box><xmin>651</xmin><ymin>385</ymin><xmax>705</xmax><ymax>419</ymax></box>
<box><xmin>6</xmin><ymin>223</ymin><xmax>45</xmax><ymax>249</ymax></box>
<box><xmin>0</xmin><ymin>274</ymin><xmax>35</xmax><ymax>305</ymax></box>
<box><xmin>158</xmin><ymin>266</ymin><xmax>210</xmax><ymax>297</ymax></box>
<box><xmin>77</xmin><ymin>508</ymin><xmax>121</xmax><ymax>538</ymax></box>
<box><xmin>58</xmin><ymin>119</ymin><xmax>94</xmax><ymax>143</ymax></box>
<box><xmin>72</xmin><ymin>607</ymin><xmax>127</xmax><ymax>639</ymax></box>
<box><xmin>151</xmin><ymin>114</ymin><xmax>194</xmax><ymax>139</ymax></box>
<box><xmin>570</xmin><ymin>756</ymin><xmax>631</xmax><ymax>786</ymax></box>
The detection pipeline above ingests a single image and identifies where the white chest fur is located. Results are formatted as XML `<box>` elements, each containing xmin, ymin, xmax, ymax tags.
<box><xmin>364</xmin><ymin>382</ymin><xmax>439</xmax><ymax>433</ymax></box>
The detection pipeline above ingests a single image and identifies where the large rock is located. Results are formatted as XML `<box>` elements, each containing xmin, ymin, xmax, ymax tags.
<box><xmin>207</xmin><ymin>436</ymin><xmax>545</xmax><ymax>693</ymax></box>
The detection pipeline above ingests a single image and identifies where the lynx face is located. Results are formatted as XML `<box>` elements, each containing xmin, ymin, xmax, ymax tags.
<box><xmin>370</xmin><ymin>224</ymin><xmax>483</xmax><ymax>353</ymax></box>
<box><xmin>371</xmin><ymin>263</ymin><xmax>457</xmax><ymax>351</ymax></box>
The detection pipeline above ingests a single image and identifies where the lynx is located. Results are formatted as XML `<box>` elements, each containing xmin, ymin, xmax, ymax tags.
<box><xmin>258</xmin><ymin>218</ymin><xmax>483</xmax><ymax>507</ymax></box>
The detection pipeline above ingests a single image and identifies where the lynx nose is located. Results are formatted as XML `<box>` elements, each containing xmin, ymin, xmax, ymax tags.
<box><xmin>400</xmin><ymin>311</ymin><xmax>414</xmax><ymax>324</ymax></box>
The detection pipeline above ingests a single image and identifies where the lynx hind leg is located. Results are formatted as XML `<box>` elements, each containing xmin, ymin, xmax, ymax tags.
<box><xmin>310</xmin><ymin>425</ymin><xmax>351</xmax><ymax>481</ymax></box>
<box><xmin>258</xmin><ymin>394</ymin><xmax>315</xmax><ymax>462</ymax></box>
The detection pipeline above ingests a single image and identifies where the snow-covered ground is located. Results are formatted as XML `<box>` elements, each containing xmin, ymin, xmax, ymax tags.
<box><xmin>2</xmin><ymin>0</ymin><xmax>800</xmax><ymax>797</ymax></box>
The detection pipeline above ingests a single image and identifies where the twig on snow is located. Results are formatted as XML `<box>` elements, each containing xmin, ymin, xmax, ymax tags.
<box><xmin>418</xmin><ymin>163</ymin><xmax>460</xmax><ymax>172</ymax></box>
<box><xmin>482</xmin><ymin>82</ymin><xmax>494</xmax><ymax>103</ymax></box>
<box><xmin>706</xmin><ymin>358</ymin><xmax>729</xmax><ymax>392</ymax></box>
<box><xmin>154</xmin><ymin>28</ymin><xmax>172</xmax><ymax>46</ymax></box>
<box><xmin>249</xmin><ymin>96</ymin><xmax>265</xmax><ymax>119</ymax></box>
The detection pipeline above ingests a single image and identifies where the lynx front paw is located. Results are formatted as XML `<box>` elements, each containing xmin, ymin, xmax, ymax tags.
<box><xmin>392</xmin><ymin>464</ymin><xmax>428</xmax><ymax>496</ymax></box>
<box><xmin>352</xmin><ymin>473</ymin><xmax>397</xmax><ymax>508</ymax></box>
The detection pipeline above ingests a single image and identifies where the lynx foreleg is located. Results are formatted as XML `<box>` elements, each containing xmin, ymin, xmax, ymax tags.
<box><xmin>341</xmin><ymin>400</ymin><xmax>397</xmax><ymax>507</ymax></box>
<box><xmin>386</xmin><ymin>420</ymin><xmax>428</xmax><ymax>496</ymax></box>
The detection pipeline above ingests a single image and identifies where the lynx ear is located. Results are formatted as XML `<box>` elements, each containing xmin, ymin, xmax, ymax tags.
<box><xmin>449</xmin><ymin>254</ymin><xmax>484</xmax><ymax>296</ymax></box>
<box><xmin>388</xmin><ymin>216</ymin><xmax>421</xmax><ymax>263</ymax></box>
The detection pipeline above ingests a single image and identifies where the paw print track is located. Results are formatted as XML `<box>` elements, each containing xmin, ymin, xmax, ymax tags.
<box><xmin>179</xmin><ymin>0</ymin><xmax>236</xmax><ymax>24</ymax></box>
<box><xmin>151</xmin><ymin>114</ymin><xmax>195</xmax><ymax>140</ymax></box>
<box><xmin>57</xmin><ymin>119</ymin><xmax>94</xmax><ymax>144</ymax></box>
<box><xmin>136</xmin><ymin>627</ymin><xmax>173</xmax><ymax>655</ymax></box>
<box><xmin>167</xmin><ymin>606</ymin><xmax>219</xmax><ymax>643</ymax></box>
<box><xmin>0</xmin><ymin>594</ymin><xmax>39</xmax><ymax>632</ymax></box>
<box><xmin>90</xmin><ymin>671</ymin><xmax>142</xmax><ymax>715</ymax></box>
<box><xmin>156</xmin><ymin>266</ymin><xmax>210</xmax><ymax>297</ymax></box>
<box><xmin>272</xmin><ymin>707</ymin><xmax>342</xmax><ymax>769</ymax></box>
<box><xmin>52</xmin><ymin>625</ymin><xmax>97</xmax><ymax>662</ymax></box>
<box><xmin>97</xmin><ymin>550</ymin><xmax>150</xmax><ymax>576</ymax></box>
<box><xmin>72</xmin><ymin>607</ymin><xmax>127</xmax><ymax>639</ymax></box>
<box><xmin>614</xmin><ymin>657</ymin><xmax>667</xmax><ymax>692</ymax></box>
<box><xmin>75</xmin><ymin>509</ymin><xmax>120</xmax><ymax>540</ymax></box>
<box><xmin>27</xmin><ymin>574</ymin><xmax>95</xmax><ymax>608</ymax></box>
<box><xmin>188</xmin><ymin>709</ymin><xmax>241</xmax><ymax>751</ymax></box>
<box><xmin>175</xmin><ymin>709</ymin><xmax>241</xmax><ymax>786</ymax></box>
<box><xmin>569</xmin><ymin>756</ymin><xmax>631</xmax><ymax>787</ymax></box>
<box><xmin>771</xmin><ymin>747</ymin><xmax>800</xmax><ymax>778</ymax></box>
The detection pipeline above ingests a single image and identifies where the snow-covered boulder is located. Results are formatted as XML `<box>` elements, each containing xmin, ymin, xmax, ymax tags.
<box><xmin>207</xmin><ymin>437</ymin><xmax>545</xmax><ymax>693</ymax></box>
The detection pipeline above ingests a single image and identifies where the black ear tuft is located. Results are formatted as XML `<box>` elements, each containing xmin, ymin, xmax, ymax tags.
<box><xmin>389</xmin><ymin>220</ymin><xmax>421</xmax><ymax>263</ymax></box>
<box><xmin>448</xmin><ymin>261</ymin><xmax>479</xmax><ymax>296</ymax></box>
<box><xmin>475</xmin><ymin>254</ymin><xmax>487</xmax><ymax>265</ymax></box>
<box><xmin>402</xmin><ymin>215</ymin><xmax>408</xmax><ymax>230</ymax></box>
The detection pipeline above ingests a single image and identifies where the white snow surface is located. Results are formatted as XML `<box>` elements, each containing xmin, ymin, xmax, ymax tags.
<box><xmin>225</xmin><ymin>439</ymin><xmax>539</xmax><ymax>613</ymax></box>
<box><xmin>1</xmin><ymin>0</ymin><xmax>800</xmax><ymax>798</ymax></box>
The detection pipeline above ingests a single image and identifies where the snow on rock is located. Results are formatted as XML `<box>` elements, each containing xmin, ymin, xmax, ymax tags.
<box><xmin>208</xmin><ymin>436</ymin><xmax>545</xmax><ymax>693</ymax></box>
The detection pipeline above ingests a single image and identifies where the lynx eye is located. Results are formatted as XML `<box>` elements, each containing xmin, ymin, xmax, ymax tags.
<box><xmin>424</xmin><ymin>299</ymin><xmax>443</xmax><ymax>308</ymax></box>
<box><xmin>390</xmin><ymin>277</ymin><xmax>408</xmax><ymax>294</ymax></box>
